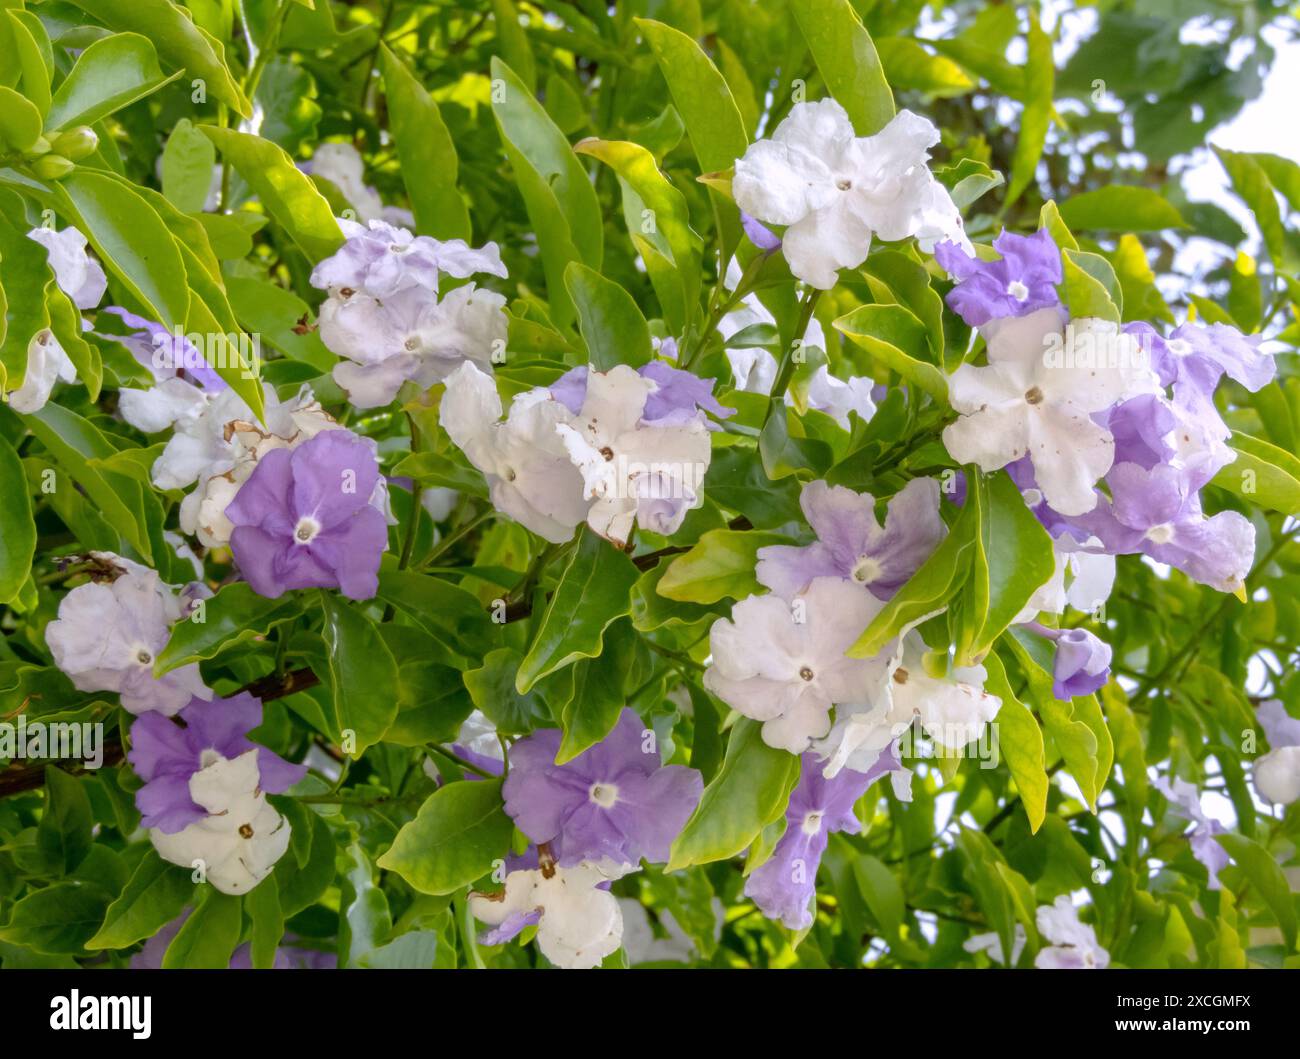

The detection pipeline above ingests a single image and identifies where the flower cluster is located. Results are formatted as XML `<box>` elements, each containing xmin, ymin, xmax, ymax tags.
<box><xmin>441</xmin><ymin>359</ymin><xmax>719</xmax><ymax>547</ymax></box>
<box><xmin>311</xmin><ymin>217</ymin><xmax>508</xmax><ymax>409</ymax></box>
<box><xmin>468</xmin><ymin>709</ymin><xmax>703</xmax><ymax>967</ymax></box>
<box><xmin>129</xmin><ymin>693</ymin><xmax>303</xmax><ymax>894</ymax></box>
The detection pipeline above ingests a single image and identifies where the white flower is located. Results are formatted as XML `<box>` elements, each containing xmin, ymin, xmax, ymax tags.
<box><xmin>469</xmin><ymin>860</ymin><xmax>627</xmax><ymax>969</ymax></box>
<box><xmin>441</xmin><ymin>362</ymin><xmax>589</xmax><ymax>543</ymax></box>
<box><xmin>307</xmin><ymin>143</ymin><xmax>412</xmax><ymax>227</ymax></box>
<box><xmin>118</xmin><ymin>377</ymin><xmax>209</xmax><ymax>435</ymax></box>
<box><xmin>725</xmin><ymin>346</ymin><xmax>779</xmax><ymax>395</ymax></box>
<box><xmin>1014</xmin><ymin>534</ymin><xmax>1116</xmax><ymax>622</ymax></box>
<box><xmin>964</xmin><ymin>925</ymin><xmax>1027</xmax><ymax>966</ymax></box>
<box><xmin>797</xmin><ymin>365</ymin><xmax>877</xmax><ymax>428</ymax></box>
<box><xmin>26</xmin><ymin>225</ymin><xmax>106</xmax><ymax>310</ymax></box>
<box><xmin>1254</xmin><ymin>746</ymin><xmax>1300</xmax><ymax>805</ymax></box>
<box><xmin>732</xmin><ymin>100</ymin><xmax>967</xmax><ymax>289</ymax></box>
<box><xmin>421</xmin><ymin>487</ymin><xmax>459</xmax><ymax>522</ymax></box>
<box><xmin>6</xmin><ymin>329</ymin><xmax>76</xmax><ymax>414</ymax></box>
<box><xmin>44</xmin><ymin>560</ymin><xmax>211</xmax><ymax>716</ymax></box>
<box><xmin>704</xmin><ymin>577</ymin><xmax>895</xmax><ymax>754</ymax></box>
<box><xmin>554</xmin><ymin>365</ymin><xmax>712</xmax><ymax>546</ymax></box>
<box><xmin>1034</xmin><ymin>895</ymin><xmax>1109</xmax><ymax>969</ymax></box>
<box><xmin>421</xmin><ymin>709</ymin><xmax>503</xmax><ymax>782</ymax></box>
<box><xmin>619</xmin><ymin>897</ymin><xmax>722</xmax><ymax>965</ymax></box>
<box><xmin>150</xmin><ymin>749</ymin><xmax>292</xmax><ymax>895</ymax></box>
<box><xmin>817</xmin><ymin>630</ymin><xmax>1000</xmax><ymax>777</ymax></box>
<box><xmin>943</xmin><ymin>309</ymin><xmax>1157</xmax><ymax>516</ymax></box>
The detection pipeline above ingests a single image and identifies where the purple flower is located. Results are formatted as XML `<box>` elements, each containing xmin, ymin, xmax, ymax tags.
<box><xmin>1258</xmin><ymin>699</ymin><xmax>1300</xmax><ymax>750</ymax></box>
<box><xmin>934</xmin><ymin>228</ymin><xmax>1062</xmax><ymax>327</ymax></box>
<box><xmin>744</xmin><ymin>751</ymin><xmax>894</xmax><ymax>930</ymax></box>
<box><xmin>1023</xmin><ymin>623</ymin><xmax>1112</xmax><ymax>699</ymax></box>
<box><xmin>100</xmin><ymin>307</ymin><xmax>226</xmax><ymax>391</ymax></box>
<box><xmin>741</xmin><ymin>211</ymin><xmax>782</xmax><ymax>252</ymax></box>
<box><xmin>128</xmin><ymin>693</ymin><xmax>306</xmax><ymax>833</ymax></box>
<box><xmin>1074</xmin><ymin>461</ymin><xmax>1255</xmax><ymax>593</ymax></box>
<box><xmin>549</xmin><ymin>362</ymin><xmax>734</xmax><ymax>430</ymax></box>
<box><xmin>1152</xmin><ymin>776</ymin><xmax>1230</xmax><ymax>890</ymax></box>
<box><xmin>226</xmin><ymin>430</ymin><xmax>388</xmax><ymax>601</ymax></box>
<box><xmin>1145</xmin><ymin>320</ymin><xmax>1274</xmax><ymax>398</ymax></box>
<box><xmin>755</xmin><ymin>478</ymin><xmax>946</xmax><ymax>601</ymax></box>
<box><xmin>502</xmin><ymin>709</ymin><xmax>703</xmax><ymax>867</ymax></box>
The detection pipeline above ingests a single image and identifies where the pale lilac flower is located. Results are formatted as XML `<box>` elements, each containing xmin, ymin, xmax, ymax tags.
<box><xmin>1253</xmin><ymin>700</ymin><xmax>1300</xmax><ymax>805</ymax></box>
<box><xmin>1149</xmin><ymin>321</ymin><xmax>1275</xmax><ymax>398</ymax></box>
<box><xmin>549</xmin><ymin>362</ymin><xmax>735</xmax><ymax>430</ymax></box>
<box><xmin>934</xmin><ymin>228</ymin><xmax>1062</xmax><ymax>327</ymax></box>
<box><xmin>755</xmin><ymin>478</ymin><xmax>946</xmax><ymax>601</ymax></box>
<box><xmin>1258</xmin><ymin>699</ymin><xmax>1300</xmax><ymax>749</ymax></box>
<box><xmin>441</xmin><ymin>362</ymin><xmax>589</xmax><ymax>543</ymax></box>
<box><xmin>149</xmin><ymin>748</ymin><xmax>292</xmax><ymax>895</ymax></box>
<box><xmin>744</xmin><ymin>752</ymin><xmax>890</xmax><ymax>929</ymax></box>
<box><xmin>732</xmin><ymin>100</ymin><xmax>967</xmax><ymax>288</ymax></box>
<box><xmin>310</xmin><ymin>217</ymin><xmax>504</xmax><ymax>299</ymax></box>
<box><xmin>503</xmin><ymin>709</ymin><xmax>702</xmax><ymax>867</ymax></box>
<box><xmin>1075</xmin><ymin>461</ymin><xmax>1255</xmax><ymax>593</ymax></box>
<box><xmin>1021</xmin><ymin>622</ymin><xmax>1112</xmax><ymax>699</ymax></box>
<box><xmin>128</xmin><ymin>693</ymin><xmax>305</xmax><ymax>833</ymax></box>
<box><xmin>619</xmin><ymin>897</ymin><xmax>720</xmax><ymax>965</ymax></box>
<box><xmin>27</xmin><ymin>225</ymin><xmax>106</xmax><ymax>310</ymax></box>
<box><xmin>1152</xmin><ymin>775</ymin><xmax>1230</xmax><ymax>889</ymax></box>
<box><xmin>964</xmin><ymin>926</ymin><xmax>1027</xmax><ymax>966</ymax></box>
<box><xmin>1035</xmin><ymin>896</ymin><xmax>1109</xmax><ymax>969</ymax></box>
<box><xmin>226</xmin><ymin>430</ymin><xmax>389</xmax><ymax>601</ymax></box>
<box><xmin>469</xmin><ymin>853</ymin><xmax>629</xmax><ymax>969</ymax></box>
<box><xmin>944</xmin><ymin>309</ymin><xmax>1158</xmax><ymax>516</ymax></box>
<box><xmin>45</xmin><ymin>559</ymin><xmax>211</xmax><ymax>716</ymax></box>
<box><xmin>704</xmin><ymin>577</ymin><xmax>896</xmax><ymax>755</ymax></box>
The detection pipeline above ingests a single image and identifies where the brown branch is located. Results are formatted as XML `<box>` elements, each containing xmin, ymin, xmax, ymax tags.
<box><xmin>0</xmin><ymin>666</ymin><xmax>320</xmax><ymax>799</ymax></box>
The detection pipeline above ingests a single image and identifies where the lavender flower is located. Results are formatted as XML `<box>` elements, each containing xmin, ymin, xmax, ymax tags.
<box><xmin>128</xmin><ymin>693</ymin><xmax>305</xmax><ymax>833</ymax></box>
<box><xmin>1022</xmin><ymin>623</ymin><xmax>1112</xmax><ymax>699</ymax></box>
<box><xmin>1147</xmin><ymin>321</ymin><xmax>1275</xmax><ymax>398</ymax></box>
<box><xmin>1152</xmin><ymin>775</ymin><xmax>1231</xmax><ymax>889</ymax></box>
<box><xmin>502</xmin><ymin>709</ymin><xmax>703</xmax><ymax>867</ymax></box>
<box><xmin>934</xmin><ymin>228</ymin><xmax>1062</xmax><ymax>328</ymax></box>
<box><xmin>226</xmin><ymin>430</ymin><xmax>388</xmax><ymax>601</ymax></box>
<box><xmin>755</xmin><ymin>478</ymin><xmax>946</xmax><ymax>601</ymax></box>
<box><xmin>744</xmin><ymin>752</ymin><xmax>890</xmax><ymax>929</ymax></box>
<box><xmin>549</xmin><ymin>361</ymin><xmax>735</xmax><ymax>430</ymax></box>
<box><xmin>1034</xmin><ymin>896</ymin><xmax>1109</xmax><ymax>969</ymax></box>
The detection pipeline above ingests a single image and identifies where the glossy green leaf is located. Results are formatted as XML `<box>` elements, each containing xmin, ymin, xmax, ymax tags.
<box><xmin>789</xmin><ymin>0</ymin><xmax>895</xmax><ymax>135</ymax></box>
<box><xmin>319</xmin><ymin>592</ymin><xmax>400</xmax><ymax>756</ymax></box>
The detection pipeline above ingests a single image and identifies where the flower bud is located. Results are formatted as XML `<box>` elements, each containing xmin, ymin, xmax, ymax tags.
<box><xmin>51</xmin><ymin>126</ymin><xmax>98</xmax><ymax>161</ymax></box>
<box><xmin>31</xmin><ymin>154</ymin><xmax>74</xmax><ymax>180</ymax></box>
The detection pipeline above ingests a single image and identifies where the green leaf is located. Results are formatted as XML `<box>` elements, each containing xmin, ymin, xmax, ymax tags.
<box><xmin>667</xmin><ymin>719</ymin><xmax>800</xmax><ymax>870</ymax></box>
<box><xmin>575</xmin><ymin>137</ymin><xmax>703</xmax><ymax>332</ymax></box>
<box><xmin>24</xmin><ymin>402</ymin><xmax>154</xmax><ymax>559</ymax></box>
<box><xmin>635</xmin><ymin>19</ymin><xmax>748</xmax><ymax>174</ymax></box>
<box><xmin>378</xmin><ymin>778</ymin><xmax>514</xmax><ymax>895</ymax></box>
<box><xmin>161</xmin><ymin>117</ymin><xmax>217</xmax><ymax>214</ymax></box>
<box><xmin>46</xmin><ymin>32</ymin><xmax>180</xmax><ymax>131</ymax></box>
<box><xmin>319</xmin><ymin>592</ymin><xmax>400</xmax><ymax>756</ymax></box>
<box><xmin>789</xmin><ymin>0</ymin><xmax>895</xmax><ymax>135</ymax></box>
<box><xmin>1005</xmin><ymin>15</ymin><xmax>1053</xmax><ymax>207</ymax></box>
<box><xmin>3</xmin><ymin>11</ymin><xmax>51</xmax><ymax>118</ymax></box>
<box><xmin>156</xmin><ymin>582</ymin><xmax>301</xmax><ymax>673</ymax></box>
<box><xmin>376</xmin><ymin>570</ymin><xmax>496</xmax><ymax>669</ymax></box>
<box><xmin>552</xmin><ymin>618</ymin><xmax>637</xmax><ymax>763</ymax></box>
<box><xmin>516</xmin><ymin>529</ymin><xmax>640</xmax><ymax>693</ymax></box>
<box><xmin>0</xmin><ymin>881</ymin><xmax>112</xmax><ymax>955</ymax></box>
<box><xmin>848</xmin><ymin>498</ymin><xmax>975</xmax><ymax>658</ymax></box>
<box><xmin>0</xmin><ymin>85</ymin><xmax>42</xmax><ymax>152</ymax></box>
<box><xmin>657</xmin><ymin>528</ymin><xmax>789</xmax><ymax>604</ymax></box>
<box><xmin>67</xmin><ymin>0</ymin><xmax>249</xmax><ymax>116</ymax></box>
<box><xmin>1060</xmin><ymin>248</ymin><xmax>1121</xmax><ymax>323</ymax></box>
<box><xmin>853</xmin><ymin>854</ymin><xmax>905</xmax><ymax>941</ymax></box>
<box><xmin>1211</xmin><ymin>431</ymin><xmax>1300</xmax><ymax>516</ymax></box>
<box><xmin>463</xmin><ymin>647</ymin><xmax>549</xmax><ymax>736</ymax></box>
<box><xmin>1215</xmin><ymin>147</ymin><xmax>1288</xmax><ymax>267</ymax></box>
<box><xmin>982</xmin><ymin>651</ymin><xmax>1047</xmax><ymax>833</ymax></box>
<box><xmin>86</xmin><ymin>851</ymin><xmax>193</xmax><ymax>950</ymax></box>
<box><xmin>379</xmin><ymin>46</ymin><xmax>470</xmax><ymax>240</ymax></box>
<box><xmin>564</xmin><ymin>262</ymin><xmax>652</xmax><ymax>369</ymax></box>
<box><xmin>246</xmin><ymin>876</ymin><xmax>285</xmax><ymax>970</ymax></box>
<box><xmin>0</xmin><ymin>191</ymin><xmax>53</xmax><ymax>387</ymax></box>
<box><xmin>833</xmin><ymin>304</ymin><xmax>949</xmax><ymax>404</ymax></box>
<box><xmin>1215</xmin><ymin>833</ymin><xmax>1297</xmax><ymax>952</ymax></box>
<box><xmin>959</xmin><ymin>471</ymin><xmax>1055</xmax><ymax>663</ymax></box>
<box><xmin>38</xmin><ymin>768</ymin><xmax>93</xmax><ymax>875</ymax></box>
<box><xmin>489</xmin><ymin>56</ymin><xmax>602</xmax><ymax>329</ymax></box>
<box><xmin>200</xmin><ymin>125</ymin><xmax>343</xmax><ymax>260</ymax></box>
<box><xmin>1058</xmin><ymin>186</ymin><xmax>1188</xmax><ymax>233</ymax></box>
<box><xmin>162</xmin><ymin>889</ymin><xmax>242</xmax><ymax>968</ymax></box>
<box><xmin>0</xmin><ymin>433</ymin><xmax>36</xmax><ymax>604</ymax></box>
<box><xmin>876</xmin><ymin>37</ymin><xmax>974</xmax><ymax>98</ymax></box>
<box><xmin>491</xmin><ymin>0</ymin><xmax>535</xmax><ymax>91</ymax></box>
